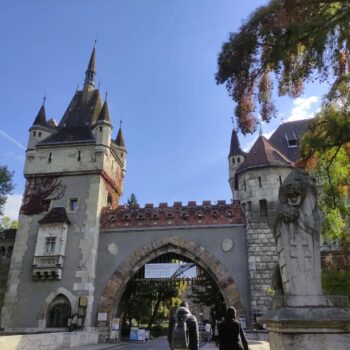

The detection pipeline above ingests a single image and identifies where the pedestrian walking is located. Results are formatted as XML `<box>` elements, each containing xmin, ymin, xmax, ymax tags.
<box><xmin>205</xmin><ymin>321</ymin><xmax>212</xmax><ymax>341</ymax></box>
<box><xmin>218</xmin><ymin>307</ymin><xmax>249</xmax><ymax>350</ymax></box>
<box><xmin>168</xmin><ymin>301</ymin><xmax>199</xmax><ymax>350</ymax></box>
<box><xmin>213</xmin><ymin>320</ymin><xmax>219</xmax><ymax>346</ymax></box>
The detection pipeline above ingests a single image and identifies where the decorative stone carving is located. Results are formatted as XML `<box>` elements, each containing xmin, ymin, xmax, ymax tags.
<box><xmin>100</xmin><ymin>200</ymin><xmax>244</xmax><ymax>229</ymax></box>
<box><xmin>263</xmin><ymin>169</ymin><xmax>350</xmax><ymax>350</ymax></box>
<box><xmin>107</xmin><ymin>243</ymin><xmax>118</xmax><ymax>256</ymax></box>
<box><xmin>222</xmin><ymin>238</ymin><xmax>233</xmax><ymax>252</ymax></box>
<box><xmin>273</xmin><ymin>169</ymin><xmax>322</xmax><ymax>297</ymax></box>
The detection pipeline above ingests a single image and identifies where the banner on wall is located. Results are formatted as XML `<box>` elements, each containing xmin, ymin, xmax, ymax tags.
<box><xmin>144</xmin><ymin>263</ymin><xmax>196</xmax><ymax>279</ymax></box>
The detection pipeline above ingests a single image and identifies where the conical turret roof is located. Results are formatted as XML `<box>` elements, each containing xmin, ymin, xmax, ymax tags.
<box><xmin>229</xmin><ymin>128</ymin><xmax>246</xmax><ymax>157</ymax></box>
<box><xmin>86</xmin><ymin>46</ymin><xmax>96</xmax><ymax>73</ymax></box>
<box><xmin>33</xmin><ymin>104</ymin><xmax>47</xmax><ymax>126</ymax></box>
<box><xmin>236</xmin><ymin>136</ymin><xmax>292</xmax><ymax>174</ymax></box>
<box><xmin>97</xmin><ymin>100</ymin><xmax>111</xmax><ymax>124</ymax></box>
<box><xmin>115</xmin><ymin>126</ymin><xmax>126</xmax><ymax>148</ymax></box>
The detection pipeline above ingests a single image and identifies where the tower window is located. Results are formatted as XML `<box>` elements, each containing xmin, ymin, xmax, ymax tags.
<box><xmin>232</xmin><ymin>158</ymin><xmax>235</xmax><ymax>164</ymax></box>
<box><xmin>69</xmin><ymin>198</ymin><xmax>79</xmax><ymax>212</ymax></box>
<box><xmin>287</xmin><ymin>139</ymin><xmax>297</xmax><ymax>147</ymax></box>
<box><xmin>44</xmin><ymin>237</ymin><xmax>56</xmax><ymax>255</ymax></box>
<box><xmin>247</xmin><ymin>201</ymin><xmax>252</xmax><ymax>217</ymax></box>
<box><xmin>279</xmin><ymin>176</ymin><xmax>282</xmax><ymax>185</ymax></box>
<box><xmin>285</xmin><ymin>131</ymin><xmax>298</xmax><ymax>148</ymax></box>
<box><xmin>48</xmin><ymin>153</ymin><xmax>52</xmax><ymax>163</ymax></box>
<box><xmin>99</xmin><ymin>126</ymin><xmax>102</xmax><ymax>132</ymax></box>
<box><xmin>33</xmin><ymin>131</ymin><xmax>36</xmax><ymax>136</ymax></box>
<box><xmin>258</xmin><ymin>177</ymin><xmax>262</xmax><ymax>188</ymax></box>
<box><xmin>244</xmin><ymin>180</ymin><xmax>246</xmax><ymax>192</ymax></box>
<box><xmin>77</xmin><ymin>150</ymin><xmax>81</xmax><ymax>161</ymax></box>
<box><xmin>259</xmin><ymin>199</ymin><xmax>268</xmax><ymax>217</ymax></box>
<box><xmin>38</xmin><ymin>132</ymin><xmax>42</xmax><ymax>137</ymax></box>
<box><xmin>237</xmin><ymin>157</ymin><xmax>240</xmax><ymax>163</ymax></box>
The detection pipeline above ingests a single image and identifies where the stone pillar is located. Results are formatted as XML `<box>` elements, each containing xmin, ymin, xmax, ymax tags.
<box><xmin>246</xmin><ymin>220</ymin><xmax>278</xmax><ymax>316</ymax></box>
<box><xmin>262</xmin><ymin>169</ymin><xmax>350</xmax><ymax>349</ymax></box>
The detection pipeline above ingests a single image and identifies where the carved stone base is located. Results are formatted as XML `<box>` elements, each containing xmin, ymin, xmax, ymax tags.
<box><xmin>262</xmin><ymin>305</ymin><xmax>350</xmax><ymax>350</ymax></box>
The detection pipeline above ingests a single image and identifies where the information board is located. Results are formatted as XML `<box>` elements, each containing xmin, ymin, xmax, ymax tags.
<box><xmin>144</xmin><ymin>263</ymin><xmax>196</xmax><ymax>279</ymax></box>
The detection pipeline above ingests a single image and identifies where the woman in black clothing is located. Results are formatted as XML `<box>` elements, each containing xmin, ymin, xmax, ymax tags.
<box><xmin>218</xmin><ymin>307</ymin><xmax>249</xmax><ymax>350</ymax></box>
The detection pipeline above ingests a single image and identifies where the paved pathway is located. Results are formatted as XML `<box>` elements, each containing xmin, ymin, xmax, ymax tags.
<box><xmin>59</xmin><ymin>336</ymin><xmax>269</xmax><ymax>350</ymax></box>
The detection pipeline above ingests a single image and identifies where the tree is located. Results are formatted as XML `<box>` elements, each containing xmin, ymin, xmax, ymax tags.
<box><xmin>0</xmin><ymin>216</ymin><xmax>18</xmax><ymax>232</ymax></box>
<box><xmin>216</xmin><ymin>0</ymin><xmax>350</xmax><ymax>134</ymax></box>
<box><xmin>127</xmin><ymin>193</ymin><xmax>138</xmax><ymax>208</ymax></box>
<box><xmin>120</xmin><ymin>279</ymin><xmax>181</xmax><ymax>330</ymax></box>
<box><xmin>189</xmin><ymin>271</ymin><xmax>226</xmax><ymax>321</ymax></box>
<box><xmin>301</xmin><ymin>82</ymin><xmax>350</xmax><ymax>243</ymax></box>
<box><xmin>0</xmin><ymin>164</ymin><xmax>14</xmax><ymax>216</ymax></box>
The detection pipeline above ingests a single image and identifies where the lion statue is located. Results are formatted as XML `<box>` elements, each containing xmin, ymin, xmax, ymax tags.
<box><xmin>273</xmin><ymin>169</ymin><xmax>323</xmax><ymax>296</ymax></box>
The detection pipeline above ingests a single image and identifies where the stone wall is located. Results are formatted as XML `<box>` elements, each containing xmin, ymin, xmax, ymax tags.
<box><xmin>237</xmin><ymin>166</ymin><xmax>292</xmax><ymax>221</ymax></box>
<box><xmin>246</xmin><ymin>220</ymin><xmax>278</xmax><ymax>316</ymax></box>
<box><xmin>0</xmin><ymin>330</ymin><xmax>98</xmax><ymax>350</ymax></box>
<box><xmin>0</xmin><ymin>230</ymin><xmax>16</xmax><ymax>328</ymax></box>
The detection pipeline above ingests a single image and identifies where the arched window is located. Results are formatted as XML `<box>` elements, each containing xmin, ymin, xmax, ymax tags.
<box><xmin>47</xmin><ymin>294</ymin><xmax>71</xmax><ymax>327</ymax></box>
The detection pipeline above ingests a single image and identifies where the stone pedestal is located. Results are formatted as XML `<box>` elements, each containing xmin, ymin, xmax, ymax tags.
<box><xmin>262</xmin><ymin>295</ymin><xmax>350</xmax><ymax>350</ymax></box>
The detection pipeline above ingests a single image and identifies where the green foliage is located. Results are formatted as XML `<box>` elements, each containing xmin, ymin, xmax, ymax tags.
<box><xmin>0</xmin><ymin>216</ymin><xmax>18</xmax><ymax>232</ymax></box>
<box><xmin>0</xmin><ymin>164</ymin><xmax>14</xmax><ymax>216</ymax></box>
<box><xmin>189</xmin><ymin>271</ymin><xmax>226</xmax><ymax>321</ymax></box>
<box><xmin>127</xmin><ymin>193</ymin><xmax>138</xmax><ymax>208</ymax></box>
<box><xmin>216</xmin><ymin>0</ymin><xmax>350</xmax><ymax>134</ymax></box>
<box><xmin>121</xmin><ymin>279</ymin><xmax>182</xmax><ymax>330</ymax></box>
<box><xmin>302</xmin><ymin>81</ymin><xmax>350</xmax><ymax>242</ymax></box>
<box><xmin>322</xmin><ymin>271</ymin><xmax>350</xmax><ymax>298</ymax></box>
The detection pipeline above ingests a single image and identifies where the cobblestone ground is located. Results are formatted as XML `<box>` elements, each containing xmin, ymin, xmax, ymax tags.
<box><xmin>59</xmin><ymin>336</ymin><xmax>270</xmax><ymax>350</ymax></box>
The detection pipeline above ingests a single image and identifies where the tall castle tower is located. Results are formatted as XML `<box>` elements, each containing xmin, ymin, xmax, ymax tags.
<box><xmin>1</xmin><ymin>47</ymin><xmax>126</xmax><ymax>330</ymax></box>
<box><xmin>228</xmin><ymin>126</ymin><xmax>246</xmax><ymax>200</ymax></box>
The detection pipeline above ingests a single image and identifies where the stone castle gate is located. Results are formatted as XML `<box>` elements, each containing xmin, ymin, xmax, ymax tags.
<box><xmin>92</xmin><ymin>200</ymin><xmax>251</xmax><ymax>334</ymax></box>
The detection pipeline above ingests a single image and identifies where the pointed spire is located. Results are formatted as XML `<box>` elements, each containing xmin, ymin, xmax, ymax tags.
<box><xmin>33</xmin><ymin>98</ymin><xmax>47</xmax><ymax>126</ymax></box>
<box><xmin>84</xmin><ymin>44</ymin><xmax>96</xmax><ymax>88</ymax></box>
<box><xmin>229</xmin><ymin>127</ymin><xmax>245</xmax><ymax>157</ymax></box>
<box><xmin>115</xmin><ymin>122</ymin><xmax>126</xmax><ymax>148</ymax></box>
<box><xmin>97</xmin><ymin>99</ymin><xmax>111</xmax><ymax>124</ymax></box>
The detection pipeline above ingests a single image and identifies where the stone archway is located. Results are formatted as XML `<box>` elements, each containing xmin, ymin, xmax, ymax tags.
<box><xmin>98</xmin><ymin>236</ymin><xmax>244</xmax><ymax>320</ymax></box>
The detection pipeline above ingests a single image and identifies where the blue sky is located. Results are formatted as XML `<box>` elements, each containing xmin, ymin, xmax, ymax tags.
<box><xmin>0</xmin><ymin>0</ymin><xmax>327</xmax><ymax>219</ymax></box>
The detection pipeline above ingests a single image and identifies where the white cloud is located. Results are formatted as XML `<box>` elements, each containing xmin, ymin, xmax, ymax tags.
<box><xmin>286</xmin><ymin>96</ymin><xmax>319</xmax><ymax>122</ymax></box>
<box><xmin>3</xmin><ymin>194</ymin><xmax>22</xmax><ymax>221</ymax></box>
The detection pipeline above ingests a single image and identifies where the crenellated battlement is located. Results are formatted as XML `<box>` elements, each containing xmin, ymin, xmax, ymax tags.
<box><xmin>100</xmin><ymin>200</ymin><xmax>244</xmax><ymax>230</ymax></box>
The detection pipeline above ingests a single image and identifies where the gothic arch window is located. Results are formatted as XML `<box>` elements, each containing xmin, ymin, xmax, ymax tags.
<box><xmin>47</xmin><ymin>294</ymin><xmax>71</xmax><ymax>327</ymax></box>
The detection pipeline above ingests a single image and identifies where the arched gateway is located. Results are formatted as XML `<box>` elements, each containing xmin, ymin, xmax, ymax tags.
<box><xmin>98</xmin><ymin>236</ymin><xmax>244</xmax><ymax>317</ymax></box>
<box><xmin>92</xmin><ymin>200</ymin><xmax>250</xmax><ymax>339</ymax></box>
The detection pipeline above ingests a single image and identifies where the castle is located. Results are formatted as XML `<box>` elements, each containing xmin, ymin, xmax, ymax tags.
<box><xmin>0</xmin><ymin>47</ymin><xmax>311</xmax><ymax>344</ymax></box>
